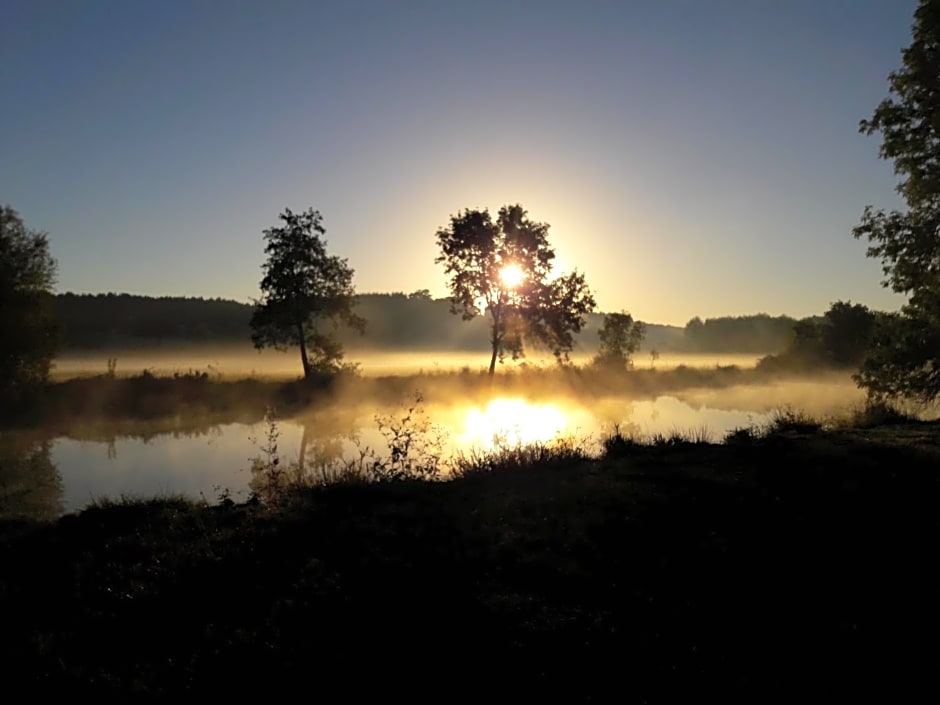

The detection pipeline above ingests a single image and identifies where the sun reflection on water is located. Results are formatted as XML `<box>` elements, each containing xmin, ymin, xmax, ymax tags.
<box><xmin>458</xmin><ymin>397</ymin><xmax>571</xmax><ymax>449</ymax></box>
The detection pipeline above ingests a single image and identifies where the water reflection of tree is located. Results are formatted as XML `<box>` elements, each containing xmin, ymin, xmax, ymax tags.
<box><xmin>592</xmin><ymin>398</ymin><xmax>641</xmax><ymax>441</ymax></box>
<box><xmin>0</xmin><ymin>433</ymin><xmax>62</xmax><ymax>521</ymax></box>
<box><xmin>296</xmin><ymin>417</ymin><xmax>352</xmax><ymax>482</ymax></box>
<box><xmin>248</xmin><ymin>410</ymin><xmax>359</xmax><ymax>501</ymax></box>
<box><xmin>65</xmin><ymin>421</ymin><xmax>225</xmax><ymax>456</ymax></box>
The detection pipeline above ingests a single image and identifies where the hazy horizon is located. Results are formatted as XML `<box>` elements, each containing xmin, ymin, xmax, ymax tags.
<box><xmin>47</xmin><ymin>287</ymin><xmax>870</xmax><ymax>328</ymax></box>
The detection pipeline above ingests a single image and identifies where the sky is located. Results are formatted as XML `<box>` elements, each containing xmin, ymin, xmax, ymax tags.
<box><xmin>0</xmin><ymin>0</ymin><xmax>919</xmax><ymax>326</ymax></box>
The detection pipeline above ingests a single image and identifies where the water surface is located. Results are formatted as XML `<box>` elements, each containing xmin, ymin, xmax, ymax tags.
<box><xmin>4</xmin><ymin>379</ymin><xmax>868</xmax><ymax>519</ymax></box>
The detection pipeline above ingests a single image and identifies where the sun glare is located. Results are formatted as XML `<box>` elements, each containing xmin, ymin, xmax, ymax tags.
<box><xmin>499</xmin><ymin>263</ymin><xmax>524</xmax><ymax>289</ymax></box>
<box><xmin>459</xmin><ymin>397</ymin><xmax>568</xmax><ymax>449</ymax></box>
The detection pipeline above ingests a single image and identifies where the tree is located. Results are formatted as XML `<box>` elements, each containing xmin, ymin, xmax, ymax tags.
<box><xmin>769</xmin><ymin>302</ymin><xmax>875</xmax><ymax>369</ymax></box>
<box><xmin>819</xmin><ymin>301</ymin><xmax>876</xmax><ymax>367</ymax></box>
<box><xmin>408</xmin><ymin>289</ymin><xmax>432</xmax><ymax>301</ymax></box>
<box><xmin>0</xmin><ymin>205</ymin><xmax>58</xmax><ymax>415</ymax></box>
<box><xmin>853</xmin><ymin>0</ymin><xmax>940</xmax><ymax>401</ymax></box>
<box><xmin>435</xmin><ymin>204</ymin><xmax>596</xmax><ymax>375</ymax></box>
<box><xmin>592</xmin><ymin>311</ymin><xmax>646</xmax><ymax>371</ymax></box>
<box><xmin>250</xmin><ymin>207</ymin><xmax>364</xmax><ymax>379</ymax></box>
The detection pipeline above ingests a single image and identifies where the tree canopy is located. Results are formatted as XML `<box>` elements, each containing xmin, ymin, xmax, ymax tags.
<box><xmin>757</xmin><ymin>301</ymin><xmax>877</xmax><ymax>372</ymax></box>
<box><xmin>435</xmin><ymin>204</ymin><xmax>596</xmax><ymax>375</ymax></box>
<box><xmin>0</xmin><ymin>205</ymin><xmax>58</xmax><ymax>415</ymax></box>
<box><xmin>854</xmin><ymin>0</ymin><xmax>940</xmax><ymax>401</ymax></box>
<box><xmin>593</xmin><ymin>311</ymin><xmax>646</xmax><ymax>371</ymax></box>
<box><xmin>250</xmin><ymin>207</ymin><xmax>364</xmax><ymax>379</ymax></box>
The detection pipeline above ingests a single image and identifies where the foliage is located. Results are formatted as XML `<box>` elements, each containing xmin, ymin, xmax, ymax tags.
<box><xmin>0</xmin><ymin>205</ymin><xmax>58</xmax><ymax>416</ymax></box>
<box><xmin>758</xmin><ymin>301</ymin><xmax>876</xmax><ymax>371</ymax></box>
<box><xmin>853</xmin><ymin>0</ymin><xmax>940</xmax><ymax>401</ymax></box>
<box><xmin>250</xmin><ymin>207</ymin><xmax>365</xmax><ymax>379</ymax></box>
<box><xmin>248</xmin><ymin>407</ymin><xmax>368</xmax><ymax>504</ymax></box>
<box><xmin>854</xmin><ymin>308</ymin><xmax>940</xmax><ymax>401</ymax></box>
<box><xmin>435</xmin><ymin>204</ymin><xmax>596</xmax><ymax>375</ymax></box>
<box><xmin>683</xmin><ymin>313</ymin><xmax>796</xmax><ymax>353</ymax></box>
<box><xmin>350</xmin><ymin>391</ymin><xmax>449</xmax><ymax>481</ymax></box>
<box><xmin>247</xmin><ymin>407</ymin><xmax>296</xmax><ymax>506</ymax></box>
<box><xmin>592</xmin><ymin>310</ymin><xmax>646</xmax><ymax>371</ymax></box>
<box><xmin>54</xmin><ymin>292</ymin><xmax>253</xmax><ymax>347</ymax></box>
<box><xmin>248</xmin><ymin>394</ymin><xmax>449</xmax><ymax>501</ymax></box>
<box><xmin>845</xmin><ymin>398</ymin><xmax>919</xmax><ymax>428</ymax></box>
<box><xmin>50</xmin><ymin>292</ymin><xmax>697</xmax><ymax>355</ymax></box>
<box><xmin>821</xmin><ymin>302</ymin><xmax>878</xmax><ymax>366</ymax></box>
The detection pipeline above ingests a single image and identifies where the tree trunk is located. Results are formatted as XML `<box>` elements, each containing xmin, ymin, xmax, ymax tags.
<box><xmin>298</xmin><ymin>324</ymin><xmax>311</xmax><ymax>379</ymax></box>
<box><xmin>488</xmin><ymin>307</ymin><xmax>500</xmax><ymax>377</ymax></box>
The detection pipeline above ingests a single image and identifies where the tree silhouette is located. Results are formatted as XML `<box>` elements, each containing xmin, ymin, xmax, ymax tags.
<box><xmin>0</xmin><ymin>205</ymin><xmax>58</xmax><ymax>415</ymax></box>
<box><xmin>854</xmin><ymin>0</ymin><xmax>940</xmax><ymax>401</ymax></box>
<box><xmin>768</xmin><ymin>301</ymin><xmax>876</xmax><ymax>370</ymax></box>
<box><xmin>820</xmin><ymin>301</ymin><xmax>876</xmax><ymax>367</ymax></box>
<box><xmin>593</xmin><ymin>311</ymin><xmax>646</xmax><ymax>371</ymax></box>
<box><xmin>435</xmin><ymin>204</ymin><xmax>595</xmax><ymax>375</ymax></box>
<box><xmin>250</xmin><ymin>208</ymin><xmax>364</xmax><ymax>379</ymax></box>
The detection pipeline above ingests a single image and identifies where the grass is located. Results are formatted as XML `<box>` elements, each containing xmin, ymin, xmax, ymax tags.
<box><xmin>2</xmin><ymin>412</ymin><xmax>940</xmax><ymax>700</ymax></box>
<box><xmin>764</xmin><ymin>405</ymin><xmax>824</xmax><ymax>434</ymax></box>
<box><xmin>451</xmin><ymin>436</ymin><xmax>590</xmax><ymax>476</ymax></box>
<box><xmin>844</xmin><ymin>398</ymin><xmax>922</xmax><ymax>428</ymax></box>
<box><xmin>601</xmin><ymin>423</ymin><xmax>715</xmax><ymax>455</ymax></box>
<box><xmin>4</xmin><ymin>416</ymin><xmax>940</xmax><ymax>699</ymax></box>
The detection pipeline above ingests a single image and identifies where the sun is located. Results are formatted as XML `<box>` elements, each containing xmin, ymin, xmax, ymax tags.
<box><xmin>500</xmin><ymin>263</ymin><xmax>524</xmax><ymax>289</ymax></box>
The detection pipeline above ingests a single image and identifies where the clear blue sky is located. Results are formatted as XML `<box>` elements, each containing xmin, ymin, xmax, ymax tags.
<box><xmin>0</xmin><ymin>0</ymin><xmax>916</xmax><ymax>325</ymax></box>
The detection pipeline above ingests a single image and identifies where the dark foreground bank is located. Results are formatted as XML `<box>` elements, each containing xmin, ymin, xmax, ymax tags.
<box><xmin>1</xmin><ymin>421</ymin><xmax>939</xmax><ymax>702</ymax></box>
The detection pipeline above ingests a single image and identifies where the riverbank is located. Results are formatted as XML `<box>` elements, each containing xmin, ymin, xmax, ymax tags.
<box><xmin>2</xmin><ymin>417</ymin><xmax>938</xmax><ymax>701</ymax></box>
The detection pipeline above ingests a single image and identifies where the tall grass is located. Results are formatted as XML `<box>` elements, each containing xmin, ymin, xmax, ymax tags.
<box><xmin>764</xmin><ymin>405</ymin><xmax>823</xmax><ymax>434</ymax></box>
<box><xmin>844</xmin><ymin>399</ymin><xmax>920</xmax><ymax>428</ymax></box>
<box><xmin>451</xmin><ymin>436</ymin><xmax>589</xmax><ymax>477</ymax></box>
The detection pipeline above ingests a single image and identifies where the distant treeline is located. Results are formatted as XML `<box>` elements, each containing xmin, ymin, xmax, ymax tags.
<box><xmin>683</xmin><ymin>314</ymin><xmax>798</xmax><ymax>353</ymax></box>
<box><xmin>54</xmin><ymin>292</ymin><xmax>805</xmax><ymax>354</ymax></box>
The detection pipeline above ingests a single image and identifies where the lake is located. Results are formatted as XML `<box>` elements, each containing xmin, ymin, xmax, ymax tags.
<box><xmin>1</xmin><ymin>377</ymin><xmax>868</xmax><ymax>520</ymax></box>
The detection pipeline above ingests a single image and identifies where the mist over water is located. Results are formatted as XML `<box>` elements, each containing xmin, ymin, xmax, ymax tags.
<box><xmin>52</xmin><ymin>347</ymin><xmax>766</xmax><ymax>379</ymax></box>
<box><xmin>43</xmin><ymin>375</ymin><xmax>870</xmax><ymax>515</ymax></box>
<box><xmin>0</xmin><ymin>346</ymin><xmax>879</xmax><ymax>518</ymax></box>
